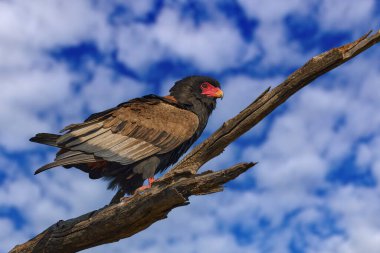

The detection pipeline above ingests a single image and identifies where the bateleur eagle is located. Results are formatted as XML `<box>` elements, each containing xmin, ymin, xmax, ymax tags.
<box><xmin>31</xmin><ymin>76</ymin><xmax>223</xmax><ymax>203</ymax></box>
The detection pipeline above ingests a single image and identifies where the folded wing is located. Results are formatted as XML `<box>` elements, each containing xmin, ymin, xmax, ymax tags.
<box><xmin>55</xmin><ymin>99</ymin><xmax>199</xmax><ymax>166</ymax></box>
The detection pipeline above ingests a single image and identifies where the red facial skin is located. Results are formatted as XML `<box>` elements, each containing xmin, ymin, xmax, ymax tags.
<box><xmin>200</xmin><ymin>82</ymin><xmax>224</xmax><ymax>98</ymax></box>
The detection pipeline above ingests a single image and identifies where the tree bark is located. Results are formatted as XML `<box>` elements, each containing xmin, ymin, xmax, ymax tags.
<box><xmin>10</xmin><ymin>30</ymin><xmax>380</xmax><ymax>253</ymax></box>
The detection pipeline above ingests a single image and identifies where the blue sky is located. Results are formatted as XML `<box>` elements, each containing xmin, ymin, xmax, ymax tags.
<box><xmin>1</xmin><ymin>0</ymin><xmax>380</xmax><ymax>252</ymax></box>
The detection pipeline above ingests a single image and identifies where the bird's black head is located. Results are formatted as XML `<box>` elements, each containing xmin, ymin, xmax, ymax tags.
<box><xmin>169</xmin><ymin>76</ymin><xmax>223</xmax><ymax>116</ymax></box>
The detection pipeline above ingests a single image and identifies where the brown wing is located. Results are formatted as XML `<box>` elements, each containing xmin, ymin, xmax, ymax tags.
<box><xmin>55</xmin><ymin>100</ymin><xmax>199</xmax><ymax>165</ymax></box>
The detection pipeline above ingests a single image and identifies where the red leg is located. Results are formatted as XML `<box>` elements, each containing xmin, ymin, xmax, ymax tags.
<box><xmin>135</xmin><ymin>177</ymin><xmax>155</xmax><ymax>193</ymax></box>
<box><xmin>148</xmin><ymin>177</ymin><xmax>155</xmax><ymax>187</ymax></box>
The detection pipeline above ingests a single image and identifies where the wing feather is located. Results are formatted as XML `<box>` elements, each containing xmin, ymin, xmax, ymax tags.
<box><xmin>68</xmin><ymin>128</ymin><xmax>110</xmax><ymax>150</ymax></box>
<box><xmin>103</xmin><ymin>116</ymin><xmax>120</xmax><ymax>128</ymax></box>
<box><xmin>56</xmin><ymin>99</ymin><xmax>199</xmax><ymax>165</ymax></box>
<box><xmin>96</xmin><ymin>138</ymin><xmax>137</xmax><ymax>157</ymax></box>
<box><xmin>64</xmin><ymin>127</ymin><xmax>109</xmax><ymax>148</ymax></box>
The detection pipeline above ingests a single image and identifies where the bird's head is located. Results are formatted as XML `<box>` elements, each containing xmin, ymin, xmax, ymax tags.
<box><xmin>169</xmin><ymin>76</ymin><xmax>223</xmax><ymax>114</ymax></box>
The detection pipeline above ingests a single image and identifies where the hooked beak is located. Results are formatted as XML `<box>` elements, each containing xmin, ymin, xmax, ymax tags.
<box><xmin>213</xmin><ymin>88</ymin><xmax>224</xmax><ymax>99</ymax></box>
<box><xmin>202</xmin><ymin>87</ymin><xmax>224</xmax><ymax>99</ymax></box>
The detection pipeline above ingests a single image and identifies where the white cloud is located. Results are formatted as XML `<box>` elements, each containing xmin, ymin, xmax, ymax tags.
<box><xmin>238</xmin><ymin>0</ymin><xmax>309</xmax><ymax>20</ymax></box>
<box><xmin>122</xmin><ymin>0</ymin><xmax>156</xmax><ymax>17</ymax></box>
<box><xmin>318</xmin><ymin>0</ymin><xmax>376</xmax><ymax>32</ymax></box>
<box><xmin>116</xmin><ymin>24</ymin><xmax>166</xmax><ymax>71</ymax></box>
<box><xmin>0</xmin><ymin>66</ymin><xmax>73</xmax><ymax>150</ymax></box>
<box><xmin>202</xmin><ymin>144</ymin><xmax>240</xmax><ymax>172</ymax></box>
<box><xmin>323</xmin><ymin>186</ymin><xmax>380</xmax><ymax>253</ymax></box>
<box><xmin>0</xmin><ymin>218</ymin><xmax>29</xmax><ymax>253</ymax></box>
<box><xmin>81</xmin><ymin>66</ymin><xmax>148</xmax><ymax>112</ymax></box>
<box><xmin>151</xmin><ymin>9</ymin><xmax>257</xmax><ymax>71</ymax></box>
<box><xmin>237</xmin><ymin>0</ymin><xmax>378</xmax><ymax>68</ymax></box>
<box><xmin>0</xmin><ymin>0</ymin><xmax>114</xmax><ymax>151</ymax></box>
<box><xmin>116</xmin><ymin>8</ymin><xmax>257</xmax><ymax>72</ymax></box>
<box><xmin>0</xmin><ymin>0</ymin><xmax>110</xmax><ymax>50</ymax></box>
<box><xmin>238</xmin><ymin>0</ymin><xmax>313</xmax><ymax>67</ymax></box>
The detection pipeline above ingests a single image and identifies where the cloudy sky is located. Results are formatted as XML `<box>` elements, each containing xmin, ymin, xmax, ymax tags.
<box><xmin>1</xmin><ymin>0</ymin><xmax>380</xmax><ymax>252</ymax></box>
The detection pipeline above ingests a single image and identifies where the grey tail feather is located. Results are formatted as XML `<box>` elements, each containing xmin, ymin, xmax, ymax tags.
<box><xmin>34</xmin><ymin>162</ymin><xmax>62</xmax><ymax>175</ymax></box>
<box><xmin>34</xmin><ymin>154</ymin><xmax>98</xmax><ymax>175</ymax></box>
<box><xmin>30</xmin><ymin>133</ymin><xmax>61</xmax><ymax>147</ymax></box>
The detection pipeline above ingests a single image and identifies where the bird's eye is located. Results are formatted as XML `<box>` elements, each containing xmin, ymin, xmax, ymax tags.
<box><xmin>200</xmin><ymin>82</ymin><xmax>210</xmax><ymax>89</ymax></box>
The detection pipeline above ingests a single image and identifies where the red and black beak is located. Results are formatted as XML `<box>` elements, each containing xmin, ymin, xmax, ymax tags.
<box><xmin>201</xmin><ymin>82</ymin><xmax>224</xmax><ymax>99</ymax></box>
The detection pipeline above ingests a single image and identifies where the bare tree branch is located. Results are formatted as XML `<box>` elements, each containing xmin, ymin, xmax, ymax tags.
<box><xmin>11</xmin><ymin>163</ymin><xmax>255</xmax><ymax>253</ymax></box>
<box><xmin>166</xmin><ymin>30</ymin><xmax>380</xmax><ymax>176</ymax></box>
<box><xmin>10</xmin><ymin>30</ymin><xmax>380</xmax><ymax>253</ymax></box>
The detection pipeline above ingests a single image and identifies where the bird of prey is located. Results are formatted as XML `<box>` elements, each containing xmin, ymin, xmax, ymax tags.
<box><xmin>31</xmin><ymin>76</ymin><xmax>223</xmax><ymax>203</ymax></box>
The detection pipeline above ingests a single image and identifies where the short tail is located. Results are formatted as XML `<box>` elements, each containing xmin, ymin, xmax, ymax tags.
<box><xmin>30</xmin><ymin>133</ymin><xmax>60</xmax><ymax>147</ymax></box>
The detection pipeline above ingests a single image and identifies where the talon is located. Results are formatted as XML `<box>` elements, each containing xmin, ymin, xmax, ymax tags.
<box><xmin>134</xmin><ymin>177</ymin><xmax>155</xmax><ymax>194</ymax></box>
<box><xmin>148</xmin><ymin>177</ymin><xmax>155</xmax><ymax>187</ymax></box>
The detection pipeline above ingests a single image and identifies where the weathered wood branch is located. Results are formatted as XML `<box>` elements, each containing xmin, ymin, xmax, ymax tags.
<box><xmin>10</xmin><ymin>30</ymin><xmax>380</xmax><ymax>253</ymax></box>
<box><xmin>166</xmin><ymin>30</ymin><xmax>380</xmax><ymax>175</ymax></box>
<box><xmin>12</xmin><ymin>163</ymin><xmax>255</xmax><ymax>253</ymax></box>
